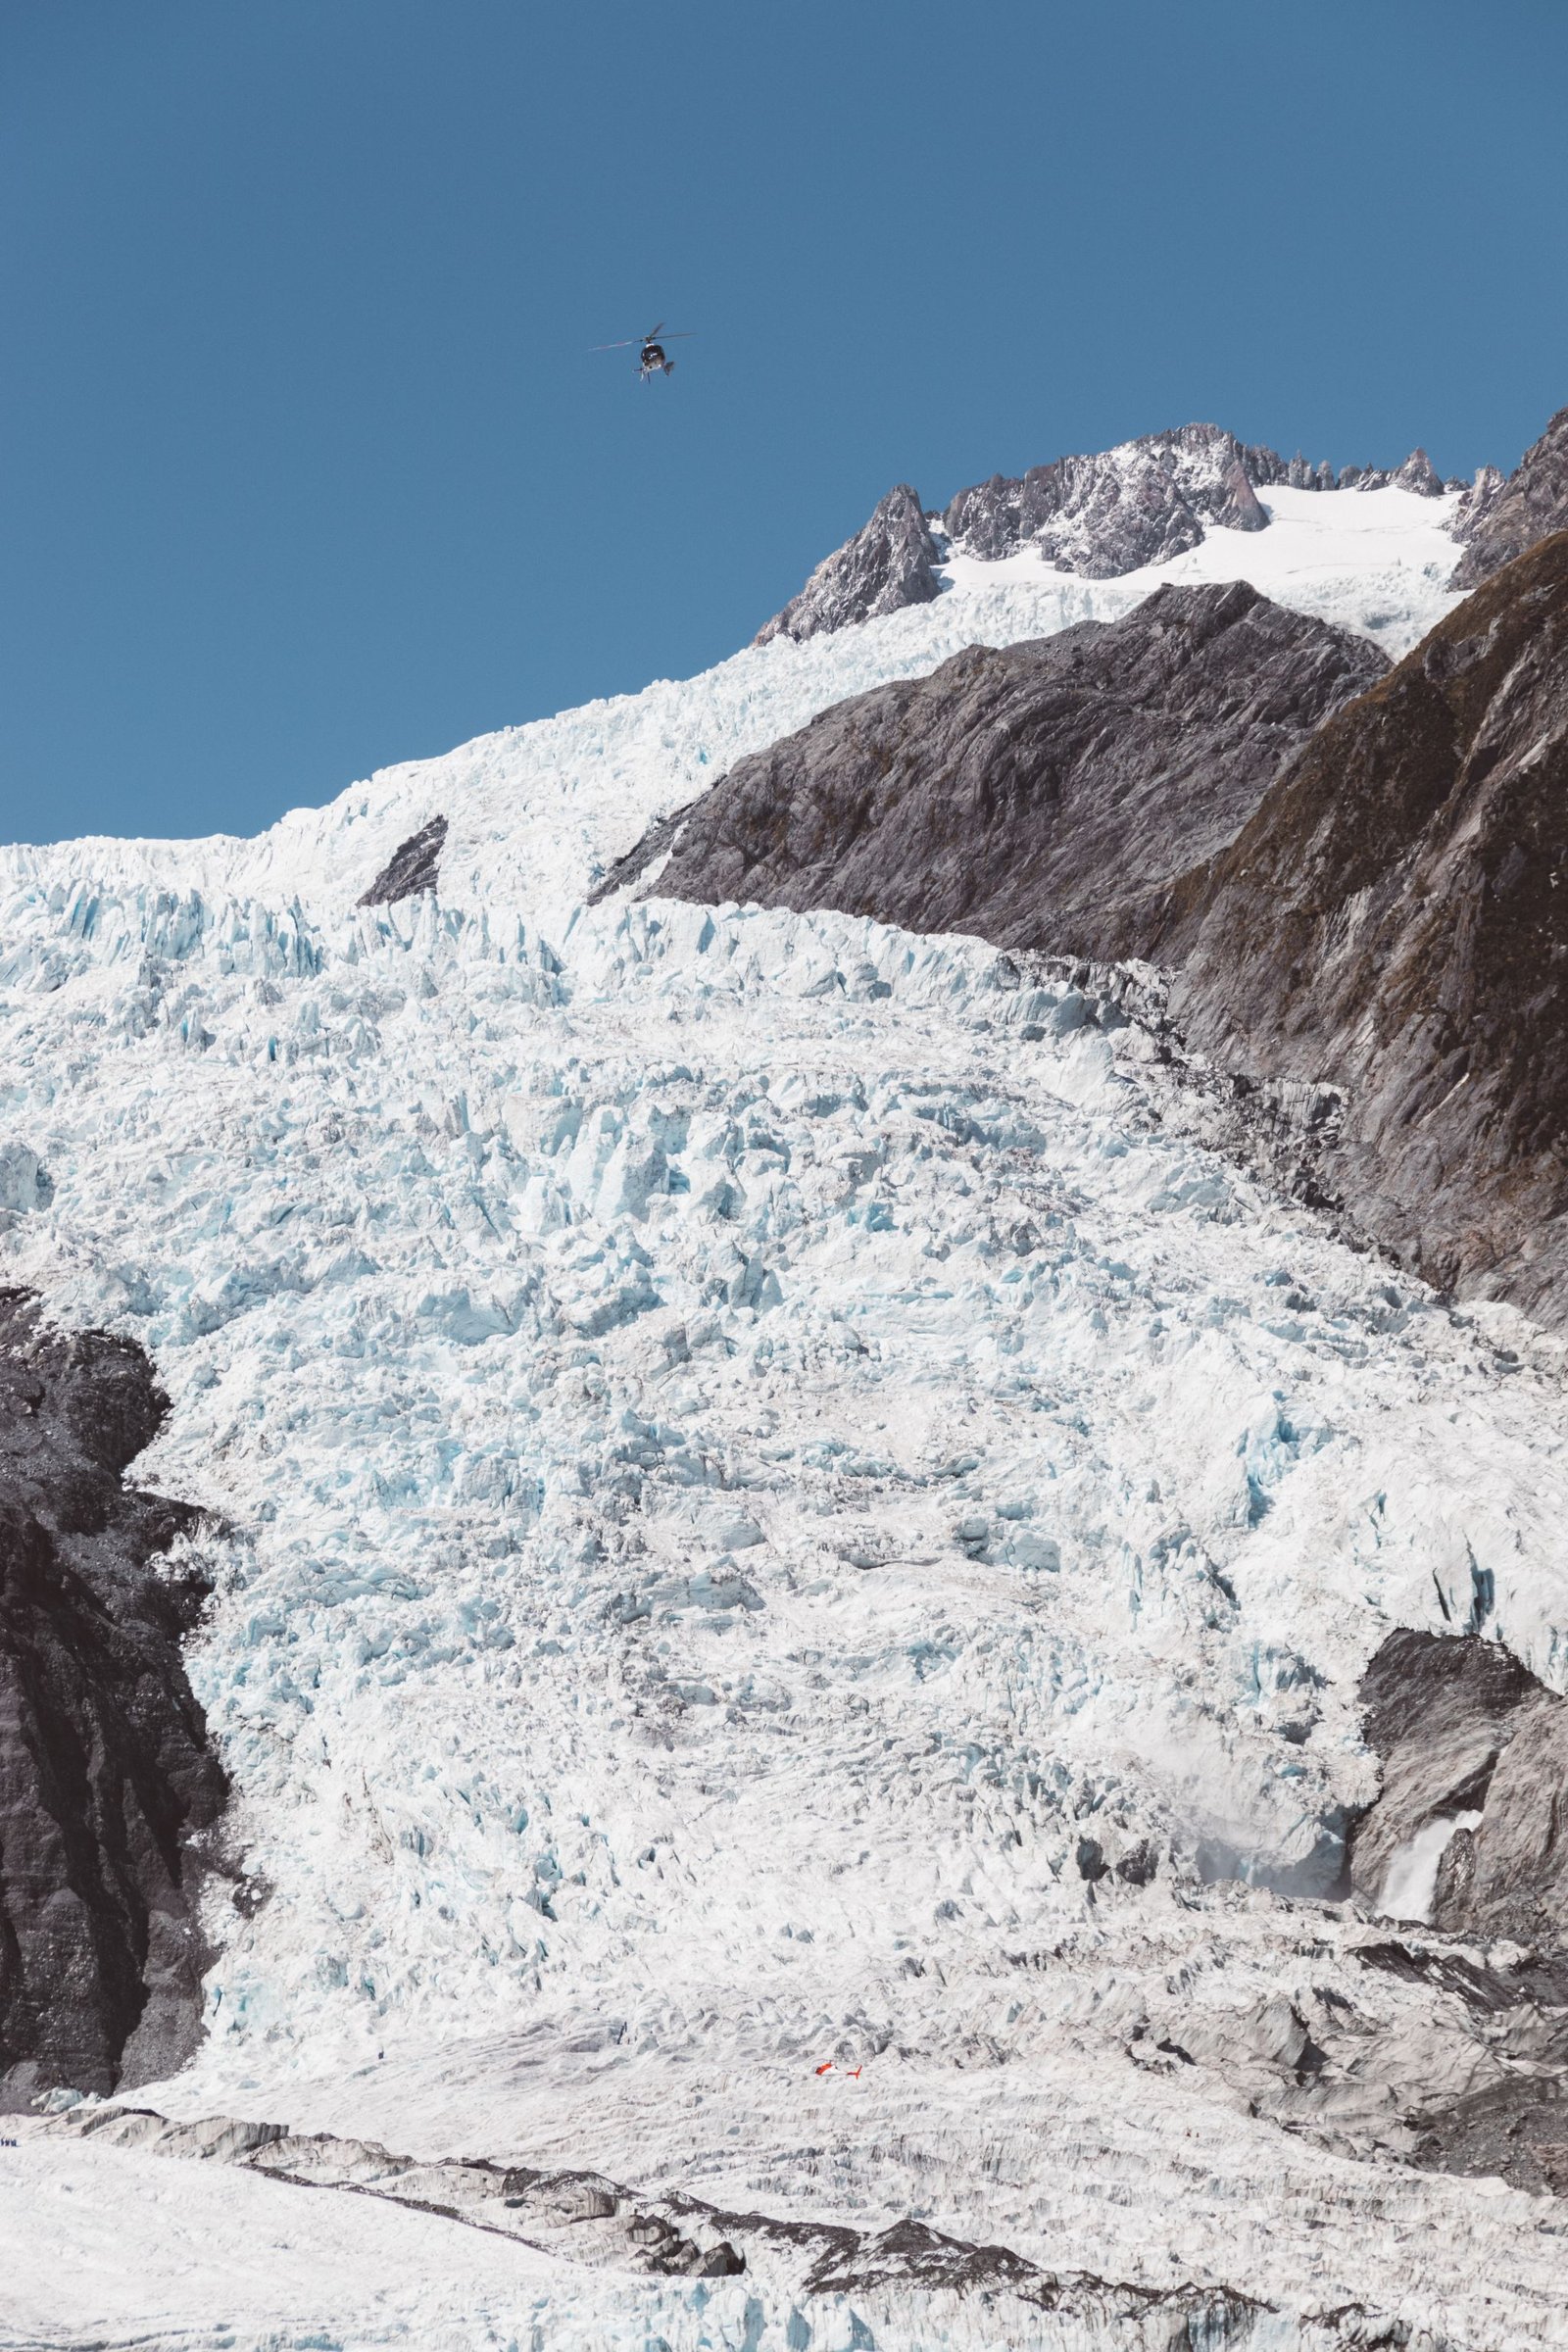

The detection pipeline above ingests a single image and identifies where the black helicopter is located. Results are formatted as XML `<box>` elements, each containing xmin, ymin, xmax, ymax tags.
<box><xmin>591</xmin><ymin>321</ymin><xmax>694</xmax><ymax>381</ymax></box>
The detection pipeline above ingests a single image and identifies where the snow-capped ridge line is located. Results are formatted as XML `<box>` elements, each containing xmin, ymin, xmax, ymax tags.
<box><xmin>756</xmin><ymin>418</ymin><xmax>1479</xmax><ymax>644</ymax></box>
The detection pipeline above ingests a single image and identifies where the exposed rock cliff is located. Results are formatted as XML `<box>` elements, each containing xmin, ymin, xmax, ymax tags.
<box><xmin>0</xmin><ymin>1290</ymin><xmax>225</xmax><ymax>2105</ymax></box>
<box><xmin>753</xmin><ymin>486</ymin><xmax>940</xmax><ymax>646</ymax></box>
<box><xmin>612</xmin><ymin>583</ymin><xmax>1386</xmax><ymax>957</ymax></box>
<box><xmin>1450</xmin><ymin>405</ymin><xmax>1568</xmax><ymax>587</ymax></box>
<box><xmin>1348</xmin><ymin>1629</ymin><xmax>1544</xmax><ymax>1917</ymax></box>
<box><xmin>1350</xmin><ymin>1626</ymin><xmax>1568</xmax><ymax>1979</ymax></box>
<box><xmin>1172</xmin><ymin>530</ymin><xmax>1568</xmax><ymax>1321</ymax></box>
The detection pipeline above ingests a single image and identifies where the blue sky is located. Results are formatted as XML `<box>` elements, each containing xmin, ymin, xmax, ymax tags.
<box><xmin>2</xmin><ymin>0</ymin><xmax>1565</xmax><ymax>844</ymax></box>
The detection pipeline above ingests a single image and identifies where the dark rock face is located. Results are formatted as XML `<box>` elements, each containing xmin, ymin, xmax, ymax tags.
<box><xmin>358</xmin><ymin>813</ymin><xmax>448</xmax><ymax>906</ymax></box>
<box><xmin>1172</xmin><ymin>531</ymin><xmax>1568</xmax><ymax>1322</ymax></box>
<box><xmin>1408</xmin><ymin>2066</ymin><xmax>1568</xmax><ymax>2199</ymax></box>
<box><xmin>603</xmin><ymin>582</ymin><xmax>1387</xmax><ymax>962</ymax></box>
<box><xmin>1440</xmin><ymin>1691</ymin><xmax>1568</xmax><ymax>1945</ymax></box>
<box><xmin>754</xmin><ymin>486</ymin><xmax>940</xmax><ymax>647</ymax></box>
<box><xmin>1450</xmin><ymin>406</ymin><xmax>1568</xmax><ymax>587</ymax></box>
<box><xmin>942</xmin><ymin>422</ymin><xmax>1268</xmax><ymax>575</ymax></box>
<box><xmin>1349</xmin><ymin>1626</ymin><xmax>1568</xmax><ymax>1948</ymax></box>
<box><xmin>1348</xmin><ymin>1630</ymin><xmax>1543</xmax><ymax>1914</ymax></box>
<box><xmin>0</xmin><ymin>1290</ymin><xmax>225</xmax><ymax>2106</ymax></box>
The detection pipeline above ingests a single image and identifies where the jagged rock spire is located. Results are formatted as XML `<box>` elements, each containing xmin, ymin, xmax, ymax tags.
<box><xmin>1451</xmin><ymin>406</ymin><xmax>1568</xmax><ymax>586</ymax></box>
<box><xmin>754</xmin><ymin>484</ymin><xmax>940</xmax><ymax>646</ymax></box>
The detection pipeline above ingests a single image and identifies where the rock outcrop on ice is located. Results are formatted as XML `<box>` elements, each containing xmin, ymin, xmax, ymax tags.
<box><xmin>1450</xmin><ymin>404</ymin><xmax>1568</xmax><ymax>586</ymax></box>
<box><xmin>603</xmin><ymin>582</ymin><xmax>1387</xmax><ymax>959</ymax></box>
<box><xmin>1349</xmin><ymin>1629</ymin><xmax>1548</xmax><ymax>1923</ymax></box>
<box><xmin>754</xmin><ymin>421</ymin><xmax>1467</xmax><ymax>643</ymax></box>
<box><xmin>1330</xmin><ymin>1628</ymin><xmax>1568</xmax><ymax>2196</ymax></box>
<box><xmin>1354</xmin><ymin>1628</ymin><xmax>1568</xmax><ymax>1953</ymax></box>
<box><xmin>359</xmin><ymin>811</ymin><xmax>449</xmax><ymax>906</ymax></box>
<box><xmin>1173</xmin><ymin>529</ymin><xmax>1568</xmax><ymax>1323</ymax></box>
<box><xmin>0</xmin><ymin>1289</ymin><xmax>225</xmax><ymax>2106</ymax></box>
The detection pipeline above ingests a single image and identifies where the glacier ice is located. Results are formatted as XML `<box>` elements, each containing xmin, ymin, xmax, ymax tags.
<box><xmin>0</xmin><ymin>485</ymin><xmax>1562</xmax><ymax>2351</ymax></box>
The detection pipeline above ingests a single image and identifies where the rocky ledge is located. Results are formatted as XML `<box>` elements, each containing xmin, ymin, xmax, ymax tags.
<box><xmin>358</xmin><ymin>811</ymin><xmax>449</xmax><ymax>906</ymax></box>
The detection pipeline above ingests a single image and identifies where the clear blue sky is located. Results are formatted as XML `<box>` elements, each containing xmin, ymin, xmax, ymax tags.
<box><xmin>2</xmin><ymin>0</ymin><xmax>1565</xmax><ymax>845</ymax></box>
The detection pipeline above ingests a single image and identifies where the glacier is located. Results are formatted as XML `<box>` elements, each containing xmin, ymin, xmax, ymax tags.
<box><xmin>2</xmin><ymin>485</ymin><xmax>1564</xmax><ymax>2351</ymax></box>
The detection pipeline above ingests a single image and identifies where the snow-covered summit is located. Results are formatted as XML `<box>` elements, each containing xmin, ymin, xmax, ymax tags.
<box><xmin>756</xmin><ymin>419</ymin><xmax>1476</xmax><ymax>644</ymax></box>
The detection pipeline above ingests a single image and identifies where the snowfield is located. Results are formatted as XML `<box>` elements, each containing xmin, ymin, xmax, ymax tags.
<box><xmin>3</xmin><ymin>489</ymin><xmax>1563</xmax><ymax>2351</ymax></box>
<box><xmin>936</xmin><ymin>483</ymin><xmax>1466</xmax><ymax>646</ymax></box>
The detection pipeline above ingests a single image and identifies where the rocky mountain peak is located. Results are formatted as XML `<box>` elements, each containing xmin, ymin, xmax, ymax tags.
<box><xmin>942</xmin><ymin>420</ymin><xmax>1268</xmax><ymax>574</ymax></box>
<box><xmin>753</xmin><ymin>421</ymin><xmax>1476</xmax><ymax>647</ymax></box>
<box><xmin>1450</xmin><ymin>405</ymin><xmax>1568</xmax><ymax>586</ymax></box>
<box><xmin>1250</xmin><ymin>443</ymin><xmax>1448</xmax><ymax>498</ymax></box>
<box><xmin>753</xmin><ymin>483</ymin><xmax>940</xmax><ymax>646</ymax></box>
<box><xmin>1393</xmin><ymin>445</ymin><xmax>1445</xmax><ymax>495</ymax></box>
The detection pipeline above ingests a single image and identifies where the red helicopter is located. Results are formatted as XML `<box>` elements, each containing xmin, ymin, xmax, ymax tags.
<box><xmin>592</xmin><ymin>320</ymin><xmax>694</xmax><ymax>382</ymax></box>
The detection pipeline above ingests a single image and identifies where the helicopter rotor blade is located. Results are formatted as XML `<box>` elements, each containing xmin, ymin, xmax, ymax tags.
<box><xmin>590</xmin><ymin>327</ymin><xmax>695</xmax><ymax>355</ymax></box>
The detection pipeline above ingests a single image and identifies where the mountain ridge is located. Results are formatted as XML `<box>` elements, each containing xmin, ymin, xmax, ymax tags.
<box><xmin>757</xmin><ymin>419</ymin><xmax>1478</xmax><ymax>645</ymax></box>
